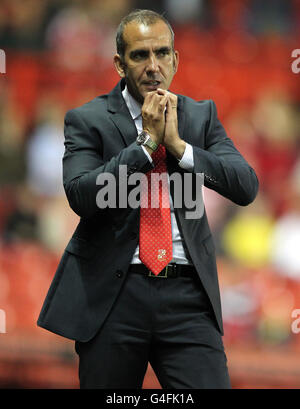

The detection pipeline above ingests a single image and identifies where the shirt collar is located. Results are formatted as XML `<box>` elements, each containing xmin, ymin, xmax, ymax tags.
<box><xmin>122</xmin><ymin>85</ymin><xmax>142</xmax><ymax>120</ymax></box>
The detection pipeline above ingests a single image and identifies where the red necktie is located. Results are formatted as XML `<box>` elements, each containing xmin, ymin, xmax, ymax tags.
<box><xmin>139</xmin><ymin>145</ymin><xmax>173</xmax><ymax>275</ymax></box>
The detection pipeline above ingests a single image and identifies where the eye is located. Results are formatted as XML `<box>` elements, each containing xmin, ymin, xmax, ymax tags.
<box><xmin>156</xmin><ymin>48</ymin><xmax>170</xmax><ymax>57</ymax></box>
<box><xmin>131</xmin><ymin>51</ymin><xmax>148</xmax><ymax>61</ymax></box>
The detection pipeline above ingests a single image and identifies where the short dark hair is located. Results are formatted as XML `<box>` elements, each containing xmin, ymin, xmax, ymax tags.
<box><xmin>116</xmin><ymin>9</ymin><xmax>175</xmax><ymax>61</ymax></box>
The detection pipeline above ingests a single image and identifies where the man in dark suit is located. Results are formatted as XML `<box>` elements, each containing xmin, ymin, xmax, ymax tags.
<box><xmin>38</xmin><ymin>9</ymin><xmax>258</xmax><ymax>388</ymax></box>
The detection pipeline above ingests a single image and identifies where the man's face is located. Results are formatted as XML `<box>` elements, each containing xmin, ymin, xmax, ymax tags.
<box><xmin>114</xmin><ymin>20</ymin><xmax>179</xmax><ymax>104</ymax></box>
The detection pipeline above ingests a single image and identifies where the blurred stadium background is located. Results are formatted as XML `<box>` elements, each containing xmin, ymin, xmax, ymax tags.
<box><xmin>0</xmin><ymin>0</ymin><xmax>300</xmax><ymax>389</ymax></box>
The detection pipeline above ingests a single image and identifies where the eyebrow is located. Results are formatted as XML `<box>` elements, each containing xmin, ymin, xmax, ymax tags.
<box><xmin>129</xmin><ymin>46</ymin><xmax>171</xmax><ymax>58</ymax></box>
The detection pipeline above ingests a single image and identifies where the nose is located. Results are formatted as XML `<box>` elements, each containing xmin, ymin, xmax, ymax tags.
<box><xmin>146</xmin><ymin>53</ymin><xmax>159</xmax><ymax>73</ymax></box>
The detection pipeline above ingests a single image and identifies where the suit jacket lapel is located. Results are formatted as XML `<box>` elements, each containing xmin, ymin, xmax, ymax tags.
<box><xmin>166</xmin><ymin>95</ymin><xmax>187</xmax><ymax>173</ymax></box>
<box><xmin>107</xmin><ymin>80</ymin><xmax>138</xmax><ymax>147</ymax></box>
<box><xmin>177</xmin><ymin>95</ymin><xmax>186</xmax><ymax>143</ymax></box>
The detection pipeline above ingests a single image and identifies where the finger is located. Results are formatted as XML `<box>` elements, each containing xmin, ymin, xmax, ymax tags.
<box><xmin>165</xmin><ymin>98</ymin><xmax>172</xmax><ymax>119</ymax></box>
<box><xmin>142</xmin><ymin>94</ymin><xmax>167</xmax><ymax>120</ymax></box>
<box><xmin>143</xmin><ymin>91</ymin><xmax>156</xmax><ymax>105</ymax></box>
<box><xmin>142</xmin><ymin>92</ymin><xmax>158</xmax><ymax>114</ymax></box>
<box><xmin>157</xmin><ymin>88</ymin><xmax>167</xmax><ymax>96</ymax></box>
<box><xmin>167</xmin><ymin>92</ymin><xmax>177</xmax><ymax>107</ymax></box>
<box><xmin>156</xmin><ymin>94</ymin><xmax>168</xmax><ymax>114</ymax></box>
<box><xmin>149</xmin><ymin>92</ymin><xmax>167</xmax><ymax>108</ymax></box>
<box><xmin>166</xmin><ymin>98</ymin><xmax>177</xmax><ymax>119</ymax></box>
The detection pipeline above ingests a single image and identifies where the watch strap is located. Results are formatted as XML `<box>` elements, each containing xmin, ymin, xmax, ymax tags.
<box><xmin>144</xmin><ymin>137</ymin><xmax>158</xmax><ymax>152</ymax></box>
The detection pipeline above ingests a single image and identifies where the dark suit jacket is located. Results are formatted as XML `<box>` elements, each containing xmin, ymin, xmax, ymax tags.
<box><xmin>37</xmin><ymin>79</ymin><xmax>259</xmax><ymax>342</ymax></box>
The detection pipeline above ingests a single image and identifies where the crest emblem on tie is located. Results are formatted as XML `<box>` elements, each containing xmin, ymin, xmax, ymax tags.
<box><xmin>158</xmin><ymin>249</ymin><xmax>167</xmax><ymax>261</ymax></box>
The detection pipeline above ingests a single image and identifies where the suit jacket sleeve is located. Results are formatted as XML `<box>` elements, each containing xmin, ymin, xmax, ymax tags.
<box><xmin>193</xmin><ymin>100</ymin><xmax>259</xmax><ymax>206</ymax></box>
<box><xmin>63</xmin><ymin>108</ymin><xmax>153</xmax><ymax>219</ymax></box>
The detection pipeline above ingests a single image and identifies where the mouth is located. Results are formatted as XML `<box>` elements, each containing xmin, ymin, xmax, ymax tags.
<box><xmin>141</xmin><ymin>80</ymin><xmax>161</xmax><ymax>90</ymax></box>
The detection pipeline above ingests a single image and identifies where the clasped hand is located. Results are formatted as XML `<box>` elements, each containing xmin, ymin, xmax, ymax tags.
<box><xmin>141</xmin><ymin>89</ymin><xmax>186</xmax><ymax>159</ymax></box>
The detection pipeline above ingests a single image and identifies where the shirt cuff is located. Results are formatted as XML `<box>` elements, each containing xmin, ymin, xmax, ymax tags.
<box><xmin>141</xmin><ymin>145</ymin><xmax>153</xmax><ymax>163</ymax></box>
<box><xmin>178</xmin><ymin>143</ymin><xmax>194</xmax><ymax>171</ymax></box>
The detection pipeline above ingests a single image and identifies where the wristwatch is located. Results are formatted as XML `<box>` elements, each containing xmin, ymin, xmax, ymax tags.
<box><xmin>136</xmin><ymin>131</ymin><xmax>158</xmax><ymax>152</ymax></box>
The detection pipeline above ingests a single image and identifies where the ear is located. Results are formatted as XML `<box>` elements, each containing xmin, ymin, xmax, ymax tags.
<box><xmin>114</xmin><ymin>54</ymin><xmax>126</xmax><ymax>78</ymax></box>
<box><xmin>173</xmin><ymin>50</ymin><xmax>179</xmax><ymax>74</ymax></box>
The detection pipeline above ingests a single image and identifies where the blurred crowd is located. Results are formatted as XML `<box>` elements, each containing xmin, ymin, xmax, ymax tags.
<box><xmin>0</xmin><ymin>0</ymin><xmax>300</xmax><ymax>388</ymax></box>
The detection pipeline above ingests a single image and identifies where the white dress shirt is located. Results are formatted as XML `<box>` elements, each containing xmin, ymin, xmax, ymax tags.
<box><xmin>122</xmin><ymin>86</ymin><xmax>194</xmax><ymax>265</ymax></box>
